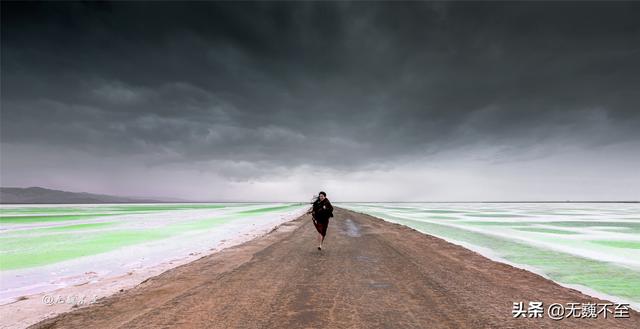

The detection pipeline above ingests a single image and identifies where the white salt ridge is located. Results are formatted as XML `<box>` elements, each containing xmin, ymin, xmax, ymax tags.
<box><xmin>390</xmin><ymin>211</ymin><xmax>640</xmax><ymax>269</ymax></box>
<box><xmin>430</xmin><ymin>235</ymin><xmax>640</xmax><ymax>311</ymax></box>
<box><xmin>0</xmin><ymin>204</ymin><xmax>307</xmax><ymax>305</ymax></box>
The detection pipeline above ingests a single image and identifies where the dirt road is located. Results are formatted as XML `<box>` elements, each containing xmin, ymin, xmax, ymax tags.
<box><xmin>30</xmin><ymin>208</ymin><xmax>639</xmax><ymax>328</ymax></box>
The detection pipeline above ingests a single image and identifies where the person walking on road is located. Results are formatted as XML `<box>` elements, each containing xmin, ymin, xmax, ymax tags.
<box><xmin>307</xmin><ymin>191</ymin><xmax>334</xmax><ymax>250</ymax></box>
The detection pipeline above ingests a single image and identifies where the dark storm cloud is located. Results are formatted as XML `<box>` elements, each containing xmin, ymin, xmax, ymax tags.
<box><xmin>2</xmin><ymin>1</ymin><xmax>640</xmax><ymax>178</ymax></box>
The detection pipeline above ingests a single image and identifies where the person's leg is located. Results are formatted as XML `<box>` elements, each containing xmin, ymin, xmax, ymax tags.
<box><xmin>317</xmin><ymin>231</ymin><xmax>324</xmax><ymax>249</ymax></box>
<box><xmin>320</xmin><ymin>220</ymin><xmax>328</xmax><ymax>248</ymax></box>
<box><xmin>315</xmin><ymin>220</ymin><xmax>327</xmax><ymax>250</ymax></box>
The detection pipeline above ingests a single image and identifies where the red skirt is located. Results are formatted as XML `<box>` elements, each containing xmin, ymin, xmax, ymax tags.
<box><xmin>313</xmin><ymin>217</ymin><xmax>330</xmax><ymax>237</ymax></box>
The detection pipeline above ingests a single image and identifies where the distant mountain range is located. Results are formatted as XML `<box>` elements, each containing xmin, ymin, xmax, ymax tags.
<box><xmin>0</xmin><ymin>187</ymin><xmax>178</xmax><ymax>204</ymax></box>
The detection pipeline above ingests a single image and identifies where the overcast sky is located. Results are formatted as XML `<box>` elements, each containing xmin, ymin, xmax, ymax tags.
<box><xmin>1</xmin><ymin>1</ymin><xmax>639</xmax><ymax>201</ymax></box>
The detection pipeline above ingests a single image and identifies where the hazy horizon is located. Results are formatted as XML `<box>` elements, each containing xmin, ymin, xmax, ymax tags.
<box><xmin>2</xmin><ymin>2</ymin><xmax>639</xmax><ymax>202</ymax></box>
<box><xmin>1</xmin><ymin>186</ymin><xmax>638</xmax><ymax>204</ymax></box>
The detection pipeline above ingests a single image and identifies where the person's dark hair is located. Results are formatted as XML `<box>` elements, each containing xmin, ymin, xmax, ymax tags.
<box><xmin>310</xmin><ymin>191</ymin><xmax>327</xmax><ymax>204</ymax></box>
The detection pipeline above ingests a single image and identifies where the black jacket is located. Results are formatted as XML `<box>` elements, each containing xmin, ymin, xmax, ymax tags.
<box><xmin>312</xmin><ymin>198</ymin><xmax>334</xmax><ymax>221</ymax></box>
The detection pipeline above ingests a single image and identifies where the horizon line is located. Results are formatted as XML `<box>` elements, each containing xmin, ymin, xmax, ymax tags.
<box><xmin>1</xmin><ymin>200</ymin><xmax>638</xmax><ymax>205</ymax></box>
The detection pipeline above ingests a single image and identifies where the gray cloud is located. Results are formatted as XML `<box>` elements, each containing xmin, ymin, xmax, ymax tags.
<box><xmin>1</xmin><ymin>1</ymin><xmax>639</xmax><ymax>200</ymax></box>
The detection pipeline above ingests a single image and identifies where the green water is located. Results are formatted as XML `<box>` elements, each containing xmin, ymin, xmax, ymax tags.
<box><xmin>0</xmin><ymin>203</ymin><xmax>305</xmax><ymax>270</ymax></box>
